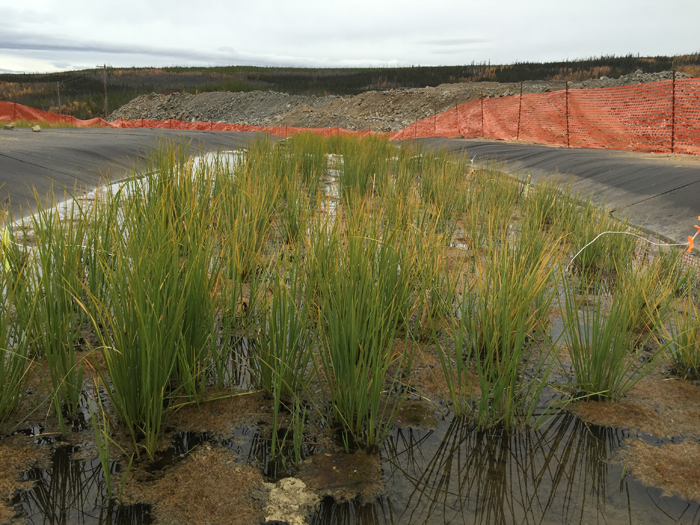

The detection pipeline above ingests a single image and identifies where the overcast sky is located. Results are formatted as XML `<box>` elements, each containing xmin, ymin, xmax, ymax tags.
<box><xmin>1</xmin><ymin>0</ymin><xmax>699</xmax><ymax>73</ymax></box>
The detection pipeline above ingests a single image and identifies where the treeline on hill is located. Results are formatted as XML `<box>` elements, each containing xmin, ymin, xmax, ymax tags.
<box><xmin>0</xmin><ymin>69</ymin><xmax>141</xmax><ymax>120</ymax></box>
<box><xmin>1</xmin><ymin>53</ymin><xmax>699</xmax><ymax>120</ymax></box>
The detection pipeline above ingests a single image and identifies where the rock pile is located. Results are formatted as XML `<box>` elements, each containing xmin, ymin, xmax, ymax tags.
<box><xmin>108</xmin><ymin>90</ymin><xmax>337</xmax><ymax>126</ymax></box>
<box><xmin>108</xmin><ymin>71</ymin><xmax>691</xmax><ymax>132</ymax></box>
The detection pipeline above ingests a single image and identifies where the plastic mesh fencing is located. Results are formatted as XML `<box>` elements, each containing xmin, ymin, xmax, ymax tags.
<box><xmin>2</xmin><ymin>78</ymin><xmax>700</xmax><ymax>155</ymax></box>
<box><xmin>391</xmin><ymin>78</ymin><xmax>700</xmax><ymax>155</ymax></box>
<box><xmin>675</xmin><ymin>80</ymin><xmax>700</xmax><ymax>155</ymax></box>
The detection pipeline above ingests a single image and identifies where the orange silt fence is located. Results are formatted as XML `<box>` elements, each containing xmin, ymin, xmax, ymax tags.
<box><xmin>674</xmin><ymin>79</ymin><xmax>700</xmax><ymax>155</ymax></box>
<box><xmin>397</xmin><ymin>77</ymin><xmax>700</xmax><ymax>155</ymax></box>
<box><xmin>2</xmin><ymin>77</ymin><xmax>700</xmax><ymax>155</ymax></box>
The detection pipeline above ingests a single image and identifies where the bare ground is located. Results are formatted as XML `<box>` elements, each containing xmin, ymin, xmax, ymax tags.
<box><xmin>108</xmin><ymin>70</ymin><xmax>690</xmax><ymax>132</ymax></box>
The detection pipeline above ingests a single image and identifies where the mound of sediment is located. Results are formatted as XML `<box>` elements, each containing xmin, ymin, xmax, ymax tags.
<box><xmin>108</xmin><ymin>70</ymin><xmax>690</xmax><ymax>132</ymax></box>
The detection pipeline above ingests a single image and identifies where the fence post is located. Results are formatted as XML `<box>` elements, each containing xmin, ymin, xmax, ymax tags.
<box><xmin>480</xmin><ymin>93</ymin><xmax>484</xmax><ymax>137</ymax></box>
<box><xmin>671</xmin><ymin>70</ymin><xmax>676</xmax><ymax>154</ymax></box>
<box><xmin>455</xmin><ymin>103</ymin><xmax>461</xmax><ymax>137</ymax></box>
<box><xmin>13</xmin><ymin>102</ymin><xmax>16</xmax><ymax>122</ymax></box>
<box><xmin>516</xmin><ymin>80</ymin><xmax>523</xmax><ymax>140</ymax></box>
<box><xmin>565</xmin><ymin>81</ymin><xmax>570</xmax><ymax>148</ymax></box>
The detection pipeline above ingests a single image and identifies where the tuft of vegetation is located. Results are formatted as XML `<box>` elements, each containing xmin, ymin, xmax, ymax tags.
<box><xmin>667</xmin><ymin>297</ymin><xmax>700</xmax><ymax>379</ymax></box>
<box><xmin>559</xmin><ymin>272</ymin><xmax>667</xmax><ymax>401</ymax></box>
<box><xmin>0</xmin><ymin>222</ymin><xmax>33</xmax><ymax>422</ymax></box>
<box><xmin>1</xmin><ymin>132</ymin><xmax>695</xmax><ymax>472</ymax></box>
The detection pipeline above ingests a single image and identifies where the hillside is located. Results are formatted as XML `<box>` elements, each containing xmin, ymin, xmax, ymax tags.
<box><xmin>108</xmin><ymin>70</ymin><xmax>688</xmax><ymax>132</ymax></box>
<box><xmin>1</xmin><ymin>53</ymin><xmax>698</xmax><ymax>121</ymax></box>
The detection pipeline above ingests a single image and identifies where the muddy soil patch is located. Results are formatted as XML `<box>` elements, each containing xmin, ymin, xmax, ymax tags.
<box><xmin>622</xmin><ymin>439</ymin><xmax>700</xmax><ymax>503</ymax></box>
<box><xmin>298</xmin><ymin>452</ymin><xmax>383</xmax><ymax>504</ymax></box>
<box><xmin>0</xmin><ymin>436</ymin><xmax>50</xmax><ymax>524</ymax></box>
<box><xmin>123</xmin><ymin>447</ymin><xmax>265</xmax><ymax>525</ymax></box>
<box><xmin>569</xmin><ymin>368</ymin><xmax>700</xmax><ymax>439</ymax></box>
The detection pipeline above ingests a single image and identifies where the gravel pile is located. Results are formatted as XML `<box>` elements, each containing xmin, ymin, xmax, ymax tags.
<box><xmin>108</xmin><ymin>71</ymin><xmax>691</xmax><ymax>132</ymax></box>
<box><xmin>108</xmin><ymin>90</ymin><xmax>338</xmax><ymax>126</ymax></box>
<box><xmin>571</xmin><ymin>69</ymin><xmax>690</xmax><ymax>89</ymax></box>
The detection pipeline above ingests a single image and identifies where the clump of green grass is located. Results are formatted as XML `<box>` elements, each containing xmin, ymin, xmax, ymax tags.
<box><xmin>560</xmin><ymin>273</ymin><xmax>666</xmax><ymax>401</ymax></box>
<box><xmin>26</xmin><ymin>194</ymin><xmax>87</xmax><ymax>432</ymax></box>
<box><xmin>459</xmin><ymin>165</ymin><xmax>521</xmax><ymax>252</ymax></box>
<box><xmin>251</xmin><ymin>264</ymin><xmax>312</xmax><ymax>397</ymax></box>
<box><xmin>569</xmin><ymin>202</ymin><xmax>637</xmax><ymax>277</ymax></box>
<box><xmin>0</xmin><ymin>223</ymin><xmax>33</xmax><ymax>421</ymax></box>
<box><xmin>83</xmin><ymin>148</ymin><xmax>226</xmax><ymax>457</ymax></box>
<box><xmin>522</xmin><ymin>178</ymin><xmax>580</xmax><ymax>236</ymax></box>
<box><xmin>89</xmin><ymin>218</ymin><xmax>188</xmax><ymax>458</ymax></box>
<box><xmin>439</xmin><ymin>226</ymin><xmax>557</xmax><ymax>429</ymax></box>
<box><xmin>278</xmin><ymin>174</ymin><xmax>312</xmax><ymax>245</ymax></box>
<box><xmin>655</xmin><ymin>247</ymin><xmax>699</xmax><ymax>297</ymax></box>
<box><xmin>412</xmin><ymin>221</ymin><xmax>462</xmax><ymax>340</ymax></box>
<box><xmin>666</xmin><ymin>298</ymin><xmax>700</xmax><ymax>379</ymax></box>
<box><xmin>339</xmin><ymin>135</ymin><xmax>393</xmax><ymax>204</ymax></box>
<box><xmin>285</xmin><ymin>132</ymin><xmax>327</xmax><ymax>198</ymax></box>
<box><xmin>617</xmin><ymin>257</ymin><xmax>675</xmax><ymax>341</ymax></box>
<box><xmin>314</xmin><ymin>204</ymin><xmax>417</xmax><ymax>451</ymax></box>
<box><xmin>418</xmin><ymin>149</ymin><xmax>468</xmax><ymax>237</ymax></box>
<box><xmin>218</xmin><ymin>158</ymin><xmax>278</xmax><ymax>281</ymax></box>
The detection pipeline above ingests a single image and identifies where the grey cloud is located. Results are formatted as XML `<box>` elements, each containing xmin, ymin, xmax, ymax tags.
<box><xmin>0</xmin><ymin>28</ymin><xmax>231</xmax><ymax>62</ymax></box>
<box><xmin>422</xmin><ymin>37</ymin><xmax>491</xmax><ymax>57</ymax></box>
<box><xmin>422</xmin><ymin>38</ymin><xmax>487</xmax><ymax>46</ymax></box>
<box><xmin>0</xmin><ymin>25</ymin><xmax>410</xmax><ymax>70</ymax></box>
<box><xmin>430</xmin><ymin>48</ymin><xmax>472</xmax><ymax>55</ymax></box>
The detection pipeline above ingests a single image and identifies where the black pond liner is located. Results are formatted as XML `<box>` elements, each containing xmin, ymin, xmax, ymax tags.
<box><xmin>11</xmin><ymin>445</ymin><xmax>152</xmax><ymax>525</ymax></box>
<box><xmin>11</xmin><ymin>424</ymin><xmax>62</xmax><ymax>447</ymax></box>
<box><xmin>147</xmin><ymin>430</ymin><xmax>214</xmax><ymax>472</ymax></box>
<box><xmin>150</xmin><ymin>424</ymin><xmax>317</xmax><ymax>481</ymax></box>
<box><xmin>220</xmin><ymin>424</ymin><xmax>317</xmax><ymax>481</ymax></box>
<box><xmin>311</xmin><ymin>411</ymin><xmax>700</xmax><ymax>525</ymax></box>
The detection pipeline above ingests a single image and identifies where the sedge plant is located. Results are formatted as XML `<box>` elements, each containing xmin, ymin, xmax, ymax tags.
<box><xmin>250</xmin><ymin>264</ymin><xmax>312</xmax><ymax>398</ymax></box>
<box><xmin>560</xmin><ymin>273</ymin><xmax>665</xmax><ymax>400</ymax></box>
<box><xmin>26</xmin><ymin>193</ymin><xmax>86</xmax><ymax>431</ymax></box>
<box><xmin>439</xmin><ymin>226</ymin><xmax>557</xmax><ymax>429</ymax></box>
<box><xmin>314</xmin><ymin>206</ymin><xmax>417</xmax><ymax>451</ymax></box>
<box><xmin>0</xmin><ymin>223</ymin><xmax>34</xmax><ymax>421</ymax></box>
<box><xmin>666</xmin><ymin>297</ymin><xmax>700</xmax><ymax>379</ymax></box>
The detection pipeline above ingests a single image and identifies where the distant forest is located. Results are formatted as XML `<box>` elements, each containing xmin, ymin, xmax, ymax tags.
<box><xmin>1</xmin><ymin>53</ymin><xmax>699</xmax><ymax>120</ymax></box>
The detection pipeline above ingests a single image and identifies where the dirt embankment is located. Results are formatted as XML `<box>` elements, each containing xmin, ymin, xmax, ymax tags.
<box><xmin>108</xmin><ymin>70</ymin><xmax>690</xmax><ymax>132</ymax></box>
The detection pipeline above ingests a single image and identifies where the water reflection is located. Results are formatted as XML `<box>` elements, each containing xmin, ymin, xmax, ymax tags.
<box><xmin>313</xmin><ymin>496</ymin><xmax>394</xmax><ymax>525</ymax></box>
<box><xmin>209</xmin><ymin>335</ymin><xmax>258</xmax><ymax>390</ymax></box>
<box><xmin>221</xmin><ymin>425</ymin><xmax>316</xmax><ymax>481</ymax></box>
<box><xmin>313</xmin><ymin>412</ymin><xmax>700</xmax><ymax>525</ymax></box>
<box><xmin>13</xmin><ymin>445</ymin><xmax>152</xmax><ymax>525</ymax></box>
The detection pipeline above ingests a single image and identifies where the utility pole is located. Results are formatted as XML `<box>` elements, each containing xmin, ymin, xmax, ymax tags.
<box><xmin>103</xmin><ymin>64</ymin><xmax>108</xmax><ymax>118</ymax></box>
